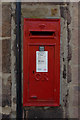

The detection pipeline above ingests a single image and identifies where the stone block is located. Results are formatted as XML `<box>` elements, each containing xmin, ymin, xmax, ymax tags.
<box><xmin>26</xmin><ymin>107</ymin><xmax>63</xmax><ymax>118</ymax></box>
<box><xmin>71</xmin><ymin>66</ymin><xmax>78</xmax><ymax>84</ymax></box>
<box><xmin>2</xmin><ymin>3</ymin><xmax>11</xmax><ymax>37</ymax></box>
<box><xmin>71</xmin><ymin>28</ymin><xmax>78</xmax><ymax>50</ymax></box>
<box><xmin>2</xmin><ymin>114</ymin><xmax>10</xmax><ymax>119</ymax></box>
<box><xmin>79</xmin><ymin>66</ymin><xmax>80</xmax><ymax>84</ymax></box>
<box><xmin>72</xmin><ymin>86</ymin><xmax>78</xmax><ymax>107</ymax></box>
<box><xmin>21</xmin><ymin>3</ymin><xmax>60</xmax><ymax>18</ymax></box>
<box><xmin>0</xmin><ymin>40</ymin><xmax>2</xmax><ymax>72</ymax></box>
<box><xmin>2</xmin><ymin>39</ymin><xmax>11</xmax><ymax>73</ymax></box>
<box><xmin>73</xmin><ymin>107</ymin><xmax>78</xmax><ymax>118</ymax></box>
<box><xmin>72</xmin><ymin>48</ymin><xmax>78</xmax><ymax>66</ymax></box>
<box><xmin>71</xmin><ymin>3</ymin><xmax>78</xmax><ymax>28</ymax></box>
<box><xmin>68</xmin><ymin>85</ymin><xmax>78</xmax><ymax>118</ymax></box>
<box><xmin>0</xmin><ymin>3</ymin><xmax>2</xmax><ymax>38</ymax></box>
<box><xmin>0</xmin><ymin>113</ymin><xmax>2</xmax><ymax>120</ymax></box>
<box><xmin>2</xmin><ymin>73</ymin><xmax>11</xmax><ymax>107</ymax></box>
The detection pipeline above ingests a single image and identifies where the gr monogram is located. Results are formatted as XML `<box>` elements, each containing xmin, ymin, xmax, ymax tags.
<box><xmin>34</xmin><ymin>73</ymin><xmax>48</xmax><ymax>81</ymax></box>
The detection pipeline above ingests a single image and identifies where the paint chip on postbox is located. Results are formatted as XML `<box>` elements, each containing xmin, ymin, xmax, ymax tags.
<box><xmin>36</xmin><ymin>51</ymin><xmax>48</xmax><ymax>72</ymax></box>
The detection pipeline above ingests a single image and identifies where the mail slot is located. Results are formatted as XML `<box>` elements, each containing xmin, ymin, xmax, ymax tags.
<box><xmin>23</xmin><ymin>18</ymin><xmax>60</xmax><ymax>106</ymax></box>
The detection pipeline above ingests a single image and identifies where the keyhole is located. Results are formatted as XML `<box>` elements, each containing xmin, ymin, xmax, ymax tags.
<box><xmin>33</xmin><ymin>70</ymin><xmax>34</xmax><ymax>74</ymax></box>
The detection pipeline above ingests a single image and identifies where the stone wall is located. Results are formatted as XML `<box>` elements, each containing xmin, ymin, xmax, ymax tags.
<box><xmin>1</xmin><ymin>2</ymin><xmax>79</xmax><ymax>119</ymax></box>
<box><xmin>67</xmin><ymin>3</ymin><xmax>78</xmax><ymax>118</ymax></box>
<box><xmin>1</xmin><ymin>2</ymin><xmax>17</xmax><ymax>119</ymax></box>
<box><xmin>2</xmin><ymin>2</ymin><xmax>12</xmax><ymax>119</ymax></box>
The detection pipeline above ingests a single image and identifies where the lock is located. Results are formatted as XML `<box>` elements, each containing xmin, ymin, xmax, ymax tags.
<box><xmin>33</xmin><ymin>70</ymin><xmax>34</xmax><ymax>74</ymax></box>
<box><xmin>30</xmin><ymin>96</ymin><xmax>37</xmax><ymax>99</ymax></box>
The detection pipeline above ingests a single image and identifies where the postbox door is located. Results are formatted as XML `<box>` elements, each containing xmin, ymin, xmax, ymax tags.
<box><xmin>28</xmin><ymin>45</ymin><xmax>55</xmax><ymax>101</ymax></box>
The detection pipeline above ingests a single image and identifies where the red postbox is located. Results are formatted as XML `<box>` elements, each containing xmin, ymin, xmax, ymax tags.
<box><xmin>23</xmin><ymin>18</ymin><xmax>60</xmax><ymax>106</ymax></box>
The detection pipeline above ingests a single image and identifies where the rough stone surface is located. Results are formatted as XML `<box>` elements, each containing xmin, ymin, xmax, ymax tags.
<box><xmin>72</xmin><ymin>48</ymin><xmax>78</xmax><ymax>66</ymax></box>
<box><xmin>2</xmin><ymin>73</ymin><xmax>11</xmax><ymax>107</ymax></box>
<box><xmin>60</xmin><ymin>5</ymin><xmax>71</xmax><ymax>25</ymax></box>
<box><xmin>67</xmin><ymin>44</ymin><xmax>72</xmax><ymax>62</ymax></box>
<box><xmin>0</xmin><ymin>3</ymin><xmax>2</xmax><ymax>37</ymax></box>
<box><xmin>25</xmin><ymin>107</ymin><xmax>63</xmax><ymax>119</ymax></box>
<box><xmin>1</xmin><ymin>3</ymin><xmax>12</xmax><ymax>120</ymax></box>
<box><xmin>2</xmin><ymin>114</ymin><xmax>10</xmax><ymax>119</ymax></box>
<box><xmin>67</xmin><ymin>26</ymin><xmax>71</xmax><ymax>43</ymax></box>
<box><xmin>2</xmin><ymin>39</ymin><xmax>11</xmax><ymax>73</ymax></box>
<box><xmin>0</xmin><ymin>40</ymin><xmax>2</xmax><ymax>73</ymax></box>
<box><xmin>67</xmin><ymin>64</ymin><xmax>72</xmax><ymax>83</ymax></box>
<box><xmin>13</xmin><ymin>97</ymin><xmax>16</xmax><ymax>104</ymax></box>
<box><xmin>67</xmin><ymin>3</ymin><xmax>78</xmax><ymax>118</ymax></box>
<box><xmin>63</xmin><ymin>64</ymin><xmax>66</xmax><ymax>79</ymax></box>
<box><xmin>21</xmin><ymin>3</ymin><xmax>60</xmax><ymax>18</ymax></box>
<box><xmin>2</xmin><ymin>3</ymin><xmax>11</xmax><ymax>37</ymax></box>
<box><xmin>10</xmin><ymin>3</ymin><xmax>16</xmax><ymax>118</ymax></box>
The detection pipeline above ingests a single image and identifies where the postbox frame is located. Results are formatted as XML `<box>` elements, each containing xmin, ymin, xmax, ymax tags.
<box><xmin>23</xmin><ymin>18</ymin><xmax>60</xmax><ymax>106</ymax></box>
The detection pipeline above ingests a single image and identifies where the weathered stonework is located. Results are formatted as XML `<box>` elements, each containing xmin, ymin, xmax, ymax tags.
<box><xmin>60</xmin><ymin>5</ymin><xmax>71</xmax><ymax>25</ymax></box>
<box><xmin>2</xmin><ymin>39</ymin><xmax>11</xmax><ymax>73</ymax></box>
<box><xmin>66</xmin><ymin>3</ymin><xmax>78</xmax><ymax>118</ymax></box>
<box><xmin>1</xmin><ymin>2</ymin><xmax>79</xmax><ymax>119</ymax></box>
<box><xmin>21</xmin><ymin>3</ymin><xmax>60</xmax><ymax>18</ymax></box>
<box><xmin>2</xmin><ymin>3</ymin><xmax>11</xmax><ymax>37</ymax></box>
<box><xmin>63</xmin><ymin>64</ymin><xmax>66</xmax><ymax>79</ymax></box>
<box><xmin>2</xmin><ymin>73</ymin><xmax>11</xmax><ymax>107</ymax></box>
<box><xmin>67</xmin><ymin>64</ymin><xmax>72</xmax><ymax>83</ymax></box>
<box><xmin>0</xmin><ymin>3</ymin><xmax>2</xmax><ymax>117</ymax></box>
<box><xmin>67</xmin><ymin>44</ymin><xmax>72</xmax><ymax>62</ymax></box>
<box><xmin>11</xmin><ymin>2</ymin><xmax>17</xmax><ymax>119</ymax></box>
<box><xmin>2</xmin><ymin>2</ymin><xmax>12</xmax><ymax>119</ymax></box>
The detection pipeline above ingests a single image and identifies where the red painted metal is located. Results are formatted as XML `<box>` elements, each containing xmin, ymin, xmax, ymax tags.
<box><xmin>23</xmin><ymin>18</ymin><xmax>60</xmax><ymax>106</ymax></box>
